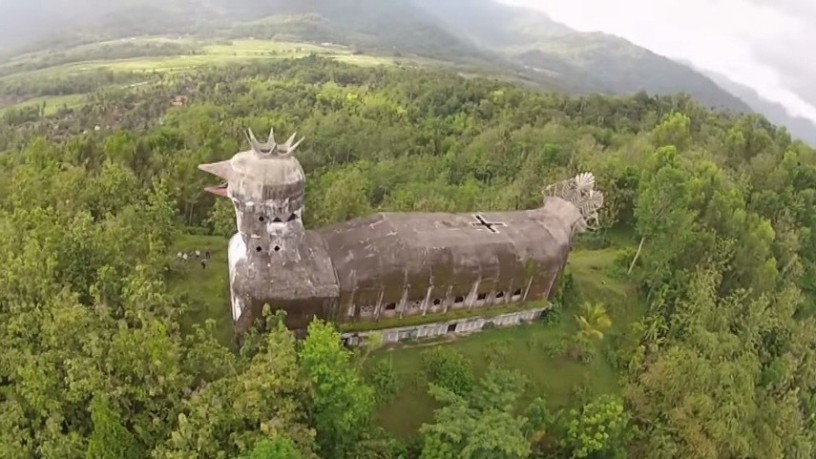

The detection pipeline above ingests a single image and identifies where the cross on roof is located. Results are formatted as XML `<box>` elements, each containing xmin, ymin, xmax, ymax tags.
<box><xmin>470</xmin><ymin>214</ymin><xmax>506</xmax><ymax>233</ymax></box>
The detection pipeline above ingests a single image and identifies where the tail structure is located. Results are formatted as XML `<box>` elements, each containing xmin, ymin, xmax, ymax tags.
<box><xmin>543</xmin><ymin>172</ymin><xmax>604</xmax><ymax>230</ymax></box>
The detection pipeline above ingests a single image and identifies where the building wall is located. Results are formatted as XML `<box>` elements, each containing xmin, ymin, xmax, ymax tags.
<box><xmin>341</xmin><ymin>267</ymin><xmax>562</xmax><ymax>324</ymax></box>
<box><xmin>340</xmin><ymin>306</ymin><xmax>551</xmax><ymax>348</ymax></box>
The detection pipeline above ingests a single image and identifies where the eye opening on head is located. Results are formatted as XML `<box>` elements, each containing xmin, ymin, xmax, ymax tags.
<box><xmin>255</xmin><ymin>246</ymin><xmax>263</xmax><ymax>252</ymax></box>
<box><xmin>287</xmin><ymin>213</ymin><xmax>298</xmax><ymax>222</ymax></box>
<box><xmin>258</xmin><ymin>216</ymin><xmax>265</xmax><ymax>222</ymax></box>
<box><xmin>273</xmin><ymin>245</ymin><xmax>281</xmax><ymax>252</ymax></box>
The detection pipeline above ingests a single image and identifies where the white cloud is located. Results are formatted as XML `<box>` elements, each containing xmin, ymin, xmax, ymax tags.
<box><xmin>504</xmin><ymin>0</ymin><xmax>816</xmax><ymax>123</ymax></box>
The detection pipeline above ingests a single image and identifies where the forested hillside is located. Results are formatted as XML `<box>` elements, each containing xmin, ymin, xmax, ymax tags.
<box><xmin>705</xmin><ymin>70</ymin><xmax>816</xmax><ymax>146</ymax></box>
<box><xmin>0</xmin><ymin>0</ymin><xmax>761</xmax><ymax>116</ymax></box>
<box><xmin>1</xmin><ymin>55</ymin><xmax>816</xmax><ymax>458</ymax></box>
<box><xmin>415</xmin><ymin>0</ymin><xmax>752</xmax><ymax>113</ymax></box>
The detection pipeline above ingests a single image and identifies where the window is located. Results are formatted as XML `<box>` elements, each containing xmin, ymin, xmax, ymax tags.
<box><xmin>272</xmin><ymin>217</ymin><xmax>282</xmax><ymax>223</ymax></box>
<box><xmin>384</xmin><ymin>303</ymin><xmax>397</xmax><ymax>311</ymax></box>
<box><xmin>477</xmin><ymin>292</ymin><xmax>487</xmax><ymax>301</ymax></box>
<box><xmin>513</xmin><ymin>289</ymin><xmax>522</xmax><ymax>296</ymax></box>
<box><xmin>454</xmin><ymin>296</ymin><xmax>465</xmax><ymax>304</ymax></box>
<box><xmin>447</xmin><ymin>323</ymin><xmax>457</xmax><ymax>333</ymax></box>
<box><xmin>496</xmin><ymin>291</ymin><xmax>505</xmax><ymax>299</ymax></box>
<box><xmin>433</xmin><ymin>298</ymin><xmax>441</xmax><ymax>306</ymax></box>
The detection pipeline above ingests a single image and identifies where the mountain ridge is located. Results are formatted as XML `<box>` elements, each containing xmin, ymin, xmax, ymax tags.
<box><xmin>1</xmin><ymin>0</ymin><xmax>812</xmax><ymax>143</ymax></box>
<box><xmin>702</xmin><ymin>70</ymin><xmax>816</xmax><ymax>145</ymax></box>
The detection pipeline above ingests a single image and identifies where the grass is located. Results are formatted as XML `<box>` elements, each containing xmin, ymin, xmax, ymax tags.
<box><xmin>0</xmin><ymin>94</ymin><xmax>87</xmax><ymax>115</ymax></box>
<box><xmin>370</xmin><ymin>318</ymin><xmax>621</xmax><ymax>437</ymax></box>
<box><xmin>369</xmin><ymin>243</ymin><xmax>641</xmax><ymax>438</ymax></box>
<box><xmin>0</xmin><ymin>38</ymin><xmax>401</xmax><ymax>83</ymax></box>
<box><xmin>167</xmin><ymin>233</ymin><xmax>233</xmax><ymax>345</ymax></box>
<box><xmin>168</xmin><ymin>230</ymin><xmax>644</xmax><ymax>439</ymax></box>
<box><xmin>0</xmin><ymin>37</ymin><xmax>407</xmax><ymax>114</ymax></box>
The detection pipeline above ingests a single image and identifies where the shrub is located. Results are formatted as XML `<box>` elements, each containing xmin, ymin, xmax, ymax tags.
<box><xmin>574</xmin><ymin>231</ymin><xmax>612</xmax><ymax>250</ymax></box>
<box><xmin>481</xmin><ymin>340</ymin><xmax>510</xmax><ymax>365</ymax></box>
<box><xmin>420</xmin><ymin>347</ymin><xmax>474</xmax><ymax>396</ymax></box>
<box><xmin>609</xmin><ymin>246</ymin><xmax>637</xmax><ymax>278</ymax></box>
<box><xmin>368</xmin><ymin>359</ymin><xmax>400</xmax><ymax>405</ymax></box>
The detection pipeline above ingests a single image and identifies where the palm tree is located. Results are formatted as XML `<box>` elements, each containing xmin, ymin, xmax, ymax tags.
<box><xmin>575</xmin><ymin>302</ymin><xmax>612</xmax><ymax>340</ymax></box>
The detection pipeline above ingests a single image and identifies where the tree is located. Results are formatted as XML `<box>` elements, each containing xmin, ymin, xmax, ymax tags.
<box><xmin>563</xmin><ymin>394</ymin><xmax>631</xmax><ymax>459</ymax></box>
<box><xmin>86</xmin><ymin>397</ymin><xmax>144</xmax><ymax>459</ymax></box>
<box><xmin>234</xmin><ymin>437</ymin><xmax>305</xmax><ymax>459</ymax></box>
<box><xmin>419</xmin><ymin>365</ymin><xmax>532</xmax><ymax>459</ymax></box>
<box><xmin>299</xmin><ymin>320</ymin><xmax>375</xmax><ymax>459</ymax></box>
<box><xmin>575</xmin><ymin>302</ymin><xmax>613</xmax><ymax>341</ymax></box>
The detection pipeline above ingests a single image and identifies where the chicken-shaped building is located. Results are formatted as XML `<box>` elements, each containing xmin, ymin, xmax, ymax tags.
<box><xmin>199</xmin><ymin>128</ymin><xmax>604</xmax><ymax>344</ymax></box>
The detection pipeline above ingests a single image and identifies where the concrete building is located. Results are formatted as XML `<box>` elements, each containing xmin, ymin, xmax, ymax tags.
<box><xmin>198</xmin><ymin>128</ymin><xmax>603</xmax><ymax>345</ymax></box>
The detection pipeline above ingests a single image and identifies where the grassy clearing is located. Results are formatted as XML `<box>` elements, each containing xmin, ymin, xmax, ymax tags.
<box><xmin>0</xmin><ymin>38</ymin><xmax>403</xmax><ymax>114</ymax></box>
<box><xmin>168</xmin><ymin>233</ymin><xmax>233</xmax><ymax>345</ymax></box>
<box><xmin>0</xmin><ymin>39</ymin><xmax>400</xmax><ymax>83</ymax></box>
<box><xmin>0</xmin><ymin>94</ymin><xmax>87</xmax><ymax>116</ymax></box>
<box><xmin>168</xmin><ymin>231</ymin><xmax>644</xmax><ymax>439</ymax></box>
<box><xmin>371</xmin><ymin>318</ymin><xmax>622</xmax><ymax>437</ymax></box>
<box><xmin>370</xmin><ymin>244</ymin><xmax>641</xmax><ymax>438</ymax></box>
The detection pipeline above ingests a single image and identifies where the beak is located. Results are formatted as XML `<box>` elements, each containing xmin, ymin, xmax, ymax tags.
<box><xmin>199</xmin><ymin>160</ymin><xmax>232</xmax><ymax>198</ymax></box>
<box><xmin>205</xmin><ymin>182</ymin><xmax>229</xmax><ymax>198</ymax></box>
<box><xmin>198</xmin><ymin>160</ymin><xmax>233</xmax><ymax>180</ymax></box>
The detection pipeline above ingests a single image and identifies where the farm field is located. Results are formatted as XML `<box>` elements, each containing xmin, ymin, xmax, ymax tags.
<box><xmin>1</xmin><ymin>38</ymin><xmax>401</xmax><ymax>79</ymax></box>
<box><xmin>0</xmin><ymin>37</ymin><xmax>427</xmax><ymax>115</ymax></box>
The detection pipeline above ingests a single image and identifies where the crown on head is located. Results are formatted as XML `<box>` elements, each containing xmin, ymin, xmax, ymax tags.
<box><xmin>245</xmin><ymin>128</ymin><xmax>304</xmax><ymax>157</ymax></box>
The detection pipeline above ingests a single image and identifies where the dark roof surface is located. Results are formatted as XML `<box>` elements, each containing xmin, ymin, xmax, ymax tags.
<box><xmin>317</xmin><ymin>208</ymin><xmax>572</xmax><ymax>296</ymax></box>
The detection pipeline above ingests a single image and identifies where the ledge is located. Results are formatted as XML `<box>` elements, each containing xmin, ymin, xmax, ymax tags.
<box><xmin>338</xmin><ymin>300</ymin><xmax>551</xmax><ymax>333</ymax></box>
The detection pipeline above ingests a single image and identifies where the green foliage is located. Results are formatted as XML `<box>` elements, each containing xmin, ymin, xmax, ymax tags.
<box><xmin>369</xmin><ymin>358</ymin><xmax>401</xmax><ymax>405</ymax></box>
<box><xmin>2</xmin><ymin>53</ymin><xmax>816</xmax><ymax>459</ymax></box>
<box><xmin>419</xmin><ymin>365</ymin><xmax>532</xmax><ymax>459</ymax></box>
<box><xmin>235</xmin><ymin>437</ymin><xmax>304</xmax><ymax>459</ymax></box>
<box><xmin>575</xmin><ymin>302</ymin><xmax>613</xmax><ymax>341</ymax></box>
<box><xmin>420</xmin><ymin>347</ymin><xmax>476</xmax><ymax>397</ymax></box>
<box><xmin>300</xmin><ymin>320</ymin><xmax>376</xmax><ymax>458</ymax></box>
<box><xmin>86</xmin><ymin>397</ymin><xmax>144</xmax><ymax>459</ymax></box>
<box><xmin>651</xmin><ymin>112</ymin><xmax>691</xmax><ymax>150</ymax></box>
<box><xmin>564</xmin><ymin>394</ymin><xmax>631</xmax><ymax>459</ymax></box>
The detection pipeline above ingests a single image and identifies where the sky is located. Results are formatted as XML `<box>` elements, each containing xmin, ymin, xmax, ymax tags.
<box><xmin>506</xmin><ymin>0</ymin><xmax>816</xmax><ymax>123</ymax></box>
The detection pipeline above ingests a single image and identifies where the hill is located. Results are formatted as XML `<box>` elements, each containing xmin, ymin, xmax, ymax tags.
<box><xmin>414</xmin><ymin>0</ymin><xmax>751</xmax><ymax>113</ymax></box>
<box><xmin>0</xmin><ymin>0</ymin><xmax>750</xmax><ymax>113</ymax></box>
<box><xmin>6</xmin><ymin>0</ymin><xmax>816</xmax><ymax>142</ymax></box>
<box><xmin>704</xmin><ymin>70</ymin><xmax>816</xmax><ymax>146</ymax></box>
<box><xmin>3</xmin><ymin>55</ymin><xmax>816</xmax><ymax>458</ymax></box>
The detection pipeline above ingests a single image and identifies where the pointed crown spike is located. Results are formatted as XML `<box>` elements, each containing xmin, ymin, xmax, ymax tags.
<box><xmin>244</xmin><ymin>127</ymin><xmax>305</xmax><ymax>156</ymax></box>
<box><xmin>285</xmin><ymin>132</ymin><xmax>297</xmax><ymax>149</ymax></box>
<box><xmin>289</xmin><ymin>136</ymin><xmax>305</xmax><ymax>153</ymax></box>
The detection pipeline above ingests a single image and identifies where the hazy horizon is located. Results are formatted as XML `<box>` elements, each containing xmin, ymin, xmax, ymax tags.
<box><xmin>1</xmin><ymin>0</ymin><xmax>814</xmax><ymax>128</ymax></box>
<box><xmin>506</xmin><ymin>0</ymin><xmax>816</xmax><ymax>124</ymax></box>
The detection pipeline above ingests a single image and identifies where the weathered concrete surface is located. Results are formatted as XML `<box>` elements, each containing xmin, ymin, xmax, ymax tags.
<box><xmin>316</xmin><ymin>208</ymin><xmax>574</xmax><ymax>323</ymax></box>
<box><xmin>198</xmin><ymin>128</ymin><xmax>603</xmax><ymax>338</ymax></box>
<box><xmin>341</xmin><ymin>306</ymin><xmax>551</xmax><ymax>348</ymax></box>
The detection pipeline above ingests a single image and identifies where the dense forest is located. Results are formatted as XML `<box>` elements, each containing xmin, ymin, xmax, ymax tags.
<box><xmin>2</xmin><ymin>56</ymin><xmax>816</xmax><ymax>458</ymax></box>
